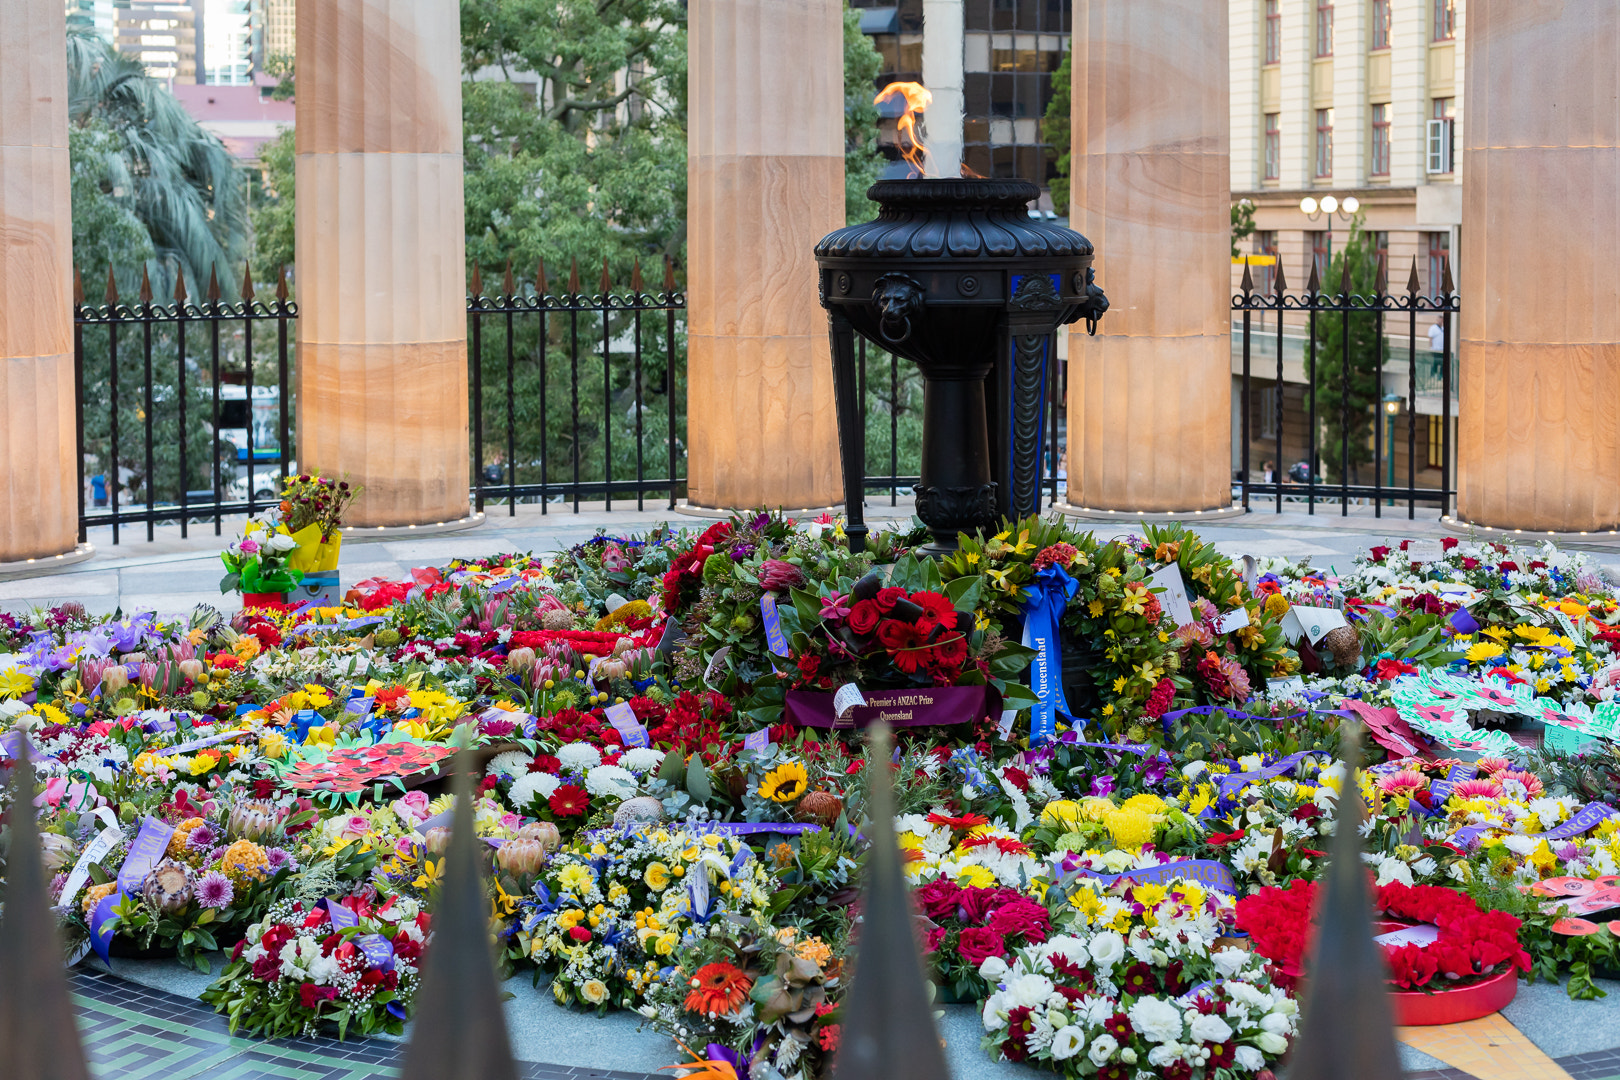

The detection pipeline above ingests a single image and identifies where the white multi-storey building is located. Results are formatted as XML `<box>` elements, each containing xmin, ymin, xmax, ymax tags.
<box><xmin>1231</xmin><ymin>0</ymin><xmax>1464</xmax><ymax>295</ymax></box>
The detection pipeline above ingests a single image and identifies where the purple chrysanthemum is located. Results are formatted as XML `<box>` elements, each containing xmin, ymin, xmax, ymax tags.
<box><xmin>264</xmin><ymin>847</ymin><xmax>296</xmax><ymax>872</ymax></box>
<box><xmin>196</xmin><ymin>871</ymin><xmax>234</xmax><ymax>909</ymax></box>
<box><xmin>186</xmin><ymin>823</ymin><xmax>219</xmax><ymax>851</ymax></box>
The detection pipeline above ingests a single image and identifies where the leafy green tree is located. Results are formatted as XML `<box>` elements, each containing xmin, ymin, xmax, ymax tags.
<box><xmin>844</xmin><ymin>5</ymin><xmax>883</xmax><ymax>224</ymax></box>
<box><xmin>1307</xmin><ymin>218</ymin><xmax>1387</xmax><ymax>484</ymax></box>
<box><xmin>251</xmin><ymin>127</ymin><xmax>296</xmax><ymax>284</ymax></box>
<box><xmin>1042</xmin><ymin>47</ymin><xmax>1072</xmax><ymax>211</ymax></box>
<box><xmin>1231</xmin><ymin>199</ymin><xmax>1256</xmax><ymax>259</ymax></box>
<box><xmin>66</xmin><ymin>29</ymin><xmax>250</xmax><ymax>298</ymax></box>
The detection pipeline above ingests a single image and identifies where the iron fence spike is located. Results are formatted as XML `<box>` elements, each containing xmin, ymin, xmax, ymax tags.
<box><xmin>664</xmin><ymin>256</ymin><xmax>676</xmax><ymax>292</ymax></box>
<box><xmin>1286</xmin><ymin>722</ymin><xmax>1403</xmax><ymax>1080</ymax></box>
<box><xmin>104</xmin><ymin>267</ymin><xmax>119</xmax><ymax>305</ymax></box>
<box><xmin>1274</xmin><ymin>257</ymin><xmax>1287</xmax><ymax>295</ymax></box>
<box><xmin>1306</xmin><ymin>260</ymin><xmax>1320</xmax><ymax>295</ymax></box>
<box><xmin>471</xmin><ymin>263</ymin><xmax>483</xmax><ymax>298</ymax></box>
<box><xmin>206</xmin><ymin>264</ymin><xmax>221</xmax><ymax>303</ymax></box>
<box><xmin>536</xmin><ymin>258</ymin><xmax>548</xmax><ymax>295</ymax></box>
<box><xmin>1339</xmin><ymin>253</ymin><xmax>1352</xmax><ymax>298</ymax></box>
<box><xmin>276</xmin><ymin>265</ymin><xmax>289</xmax><ymax>301</ymax></box>
<box><xmin>1407</xmin><ymin>255</ymin><xmax>1421</xmax><ymax>296</ymax></box>
<box><xmin>241</xmin><ymin>261</ymin><xmax>255</xmax><ymax>301</ymax></box>
<box><xmin>1441</xmin><ymin>256</ymin><xmax>1454</xmax><ymax>296</ymax></box>
<box><xmin>569</xmin><ymin>257</ymin><xmax>580</xmax><ymax>296</ymax></box>
<box><xmin>73</xmin><ymin>265</ymin><xmax>84</xmax><ymax>306</ymax></box>
<box><xmin>832</xmin><ymin>723</ymin><xmax>953</xmax><ymax>1080</ymax></box>
<box><xmin>1376</xmin><ymin>251</ymin><xmax>1388</xmax><ymax>293</ymax></box>
<box><xmin>632</xmin><ymin>259</ymin><xmax>644</xmax><ymax>293</ymax></box>
<box><xmin>0</xmin><ymin>739</ymin><xmax>96</xmax><ymax>1080</ymax></box>
<box><xmin>174</xmin><ymin>264</ymin><xmax>188</xmax><ymax>303</ymax></box>
<box><xmin>139</xmin><ymin>264</ymin><xmax>153</xmax><ymax>304</ymax></box>
<box><xmin>503</xmin><ymin>256</ymin><xmax>514</xmax><ymax>298</ymax></box>
<box><xmin>600</xmin><ymin>256</ymin><xmax>611</xmax><ymax>295</ymax></box>
<box><xmin>1240</xmin><ymin>259</ymin><xmax>1253</xmax><ymax>295</ymax></box>
<box><xmin>399</xmin><ymin>750</ymin><xmax>520</xmax><ymax>1080</ymax></box>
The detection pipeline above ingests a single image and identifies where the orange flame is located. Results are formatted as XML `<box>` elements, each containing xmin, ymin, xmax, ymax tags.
<box><xmin>875</xmin><ymin>81</ymin><xmax>933</xmax><ymax>176</ymax></box>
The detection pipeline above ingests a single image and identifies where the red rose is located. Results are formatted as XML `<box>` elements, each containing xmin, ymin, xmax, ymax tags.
<box><xmin>848</xmin><ymin>599</ymin><xmax>882</xmax><ymax>636</ymax></box>
<box><xmin>915</xmin><ymin>878</ymin><xmax>966</xmax><ymax>921</ymax></box>
<box><xmin>251</xmin><ymin>954</ymin><xmax>281</xmax><ymax>981</ymax></box>
<box><xmin>1369</xmin><ymin>546</ymin><xmax>1391</xmax><ymax>563</ymax></box>
<box><xmin>874</xmin><ymin>587</ymin><xmax>906</xmax><ymax>612</ymax></box>
<box><xmin>988</xmin><ymin>900</ymin><xmax>1052</xmax><ymax>943</ymax></box>
<box><xmin>956</xmin><ymin>926</ymin><xmax>1007</xmax><ymax>966</ymax></box>
<box><xmin>299</xmin><ymin>983</ymin><xmax>339</xmax><ymax>1010</ymax></box>
<box><xmin>1001</xmin><ymin>767</ymin><xmax>1031</xmax><ymax>793</ymax></box>
<box><xmin>392</xmin><ymin>936</ymin><xmax>422</xmax><ymax>962</ymax></box>
<box><xmin>1499</xmin><ymin>561</ymin><xmax>1519</xmax><ymax>572</ymax></box>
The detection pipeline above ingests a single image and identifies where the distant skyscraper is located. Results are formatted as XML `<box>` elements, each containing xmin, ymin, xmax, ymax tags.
<box><xmin>64</xmin><ymin>0</ymin><xmax>116</xmax><ymax>42</ymax></box>
<box><xmin>114</xmin><ymin>2</ymin><xmax>200</xmax><ymax>83</ymax></box>
<box><xmin>263</xmin><ymin>0</ymin><xmax>294</xmax><ymax>62</ymax></box>
<box><xmin>201</xmin><ymin>0</ymin><xmax>255</xmax><ymax>84</ymax></box>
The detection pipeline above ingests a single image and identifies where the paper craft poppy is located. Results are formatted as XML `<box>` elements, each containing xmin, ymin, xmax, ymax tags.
<box><xmin>1552</xmin><ymin>918</ymin><xmax>1601</xmax><ymax>936</ymax></box>
<box><xmin>281</xmin><ymin>743</ymin><xmax>455</xmax><ymax>792</ymax></box>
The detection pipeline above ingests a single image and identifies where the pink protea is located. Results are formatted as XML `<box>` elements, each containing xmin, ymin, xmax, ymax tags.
<box><xmin>1476</xmin><ymin>757</ymin><xmax>1512</xmax><ymax>776</ymax></box>
<box><xmin>758</xmin><ymin>559</ymin><xmax>806</xmax><ymax>592</ymax></box>
<box><xmin>1450</xmin><ymin>778</ymin><xmax>1504</xmax><ymax>799</ymax></box>
<box><xmin>1499</xmin><ymin>770</ymin><xmax>1545</xmax><ymax>797</ymax></box>
<box><xmin>1377</xmin><ymin>770</ymin><xmax>1429</xmax><ymax>797</ymax></box>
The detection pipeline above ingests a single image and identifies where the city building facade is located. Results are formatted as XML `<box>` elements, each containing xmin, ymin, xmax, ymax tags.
<box><xmin>1228</xmin><ymin>0</ymin><xmax>1465</xmax><ymax>492</ymax></box>
<box><xmin>113</xmin><ymin>2</ymin><xmax>200</xmax><ymax>83</ymax></box>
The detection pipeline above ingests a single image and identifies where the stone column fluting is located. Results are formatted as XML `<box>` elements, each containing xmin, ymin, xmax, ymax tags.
<box><xmin>685</xmin><ymin>0</ymin><xmax>844</xmax><ymax>511</ymax></box>
<box><xmin>1456</xmin><ymin>1</ymin><xmax>1620</xmax><ymax>532</ymax></box>
<box><xmin>1067</xmin><ymin>0</ymin><xmax>1233</xmax><ymax>512</ymax></box>
<box><xmin>295</xmin><ymin>0</ymin><xmax>469</xmax><ymax>526</ymax></box>
<box><xmin>0</xmin><ymin>0</ymin><xmax>77</xmax><ymax>561</ymax></box>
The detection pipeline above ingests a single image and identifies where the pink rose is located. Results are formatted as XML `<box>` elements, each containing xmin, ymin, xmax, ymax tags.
<box><xmin>340</xmin><ymin>814</ymin><xmax>371</xmax><ymax>840</ymax></box>
<box><xmin>501</xmin><ymin>812</ymin><xmax>520</xmax><ymax>832</ymax></box>
<box><xmin>239</xmin><ymin>538</ymin><xmax>260</xmax><ymax>555</ymax></box>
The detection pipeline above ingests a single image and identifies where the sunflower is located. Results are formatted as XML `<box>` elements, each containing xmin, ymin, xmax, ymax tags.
<box><xmin>758</xmin><ymin>762</ymin><xmax>809</xmax><ymax>803</ymax></box>
<box><xmin>683</xmin><ymin>962</ymin><xmax>752</xmax><ymax>1016</ymax></box>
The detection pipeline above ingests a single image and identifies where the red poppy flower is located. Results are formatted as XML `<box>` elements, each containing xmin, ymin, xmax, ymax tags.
<box><xmin>1208</xmin><ymin>829</ymin><xmax>1246</xmax><ymax>847</ymax></box>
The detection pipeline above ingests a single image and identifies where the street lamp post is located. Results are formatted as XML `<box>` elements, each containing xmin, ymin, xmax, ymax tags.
<box><xmin>1383</xmin><ymin>393</ymin><xmax>1404</xmax><ymax>503</ymax></box>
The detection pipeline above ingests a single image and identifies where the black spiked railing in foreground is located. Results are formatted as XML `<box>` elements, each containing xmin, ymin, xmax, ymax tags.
<box><xmin>0</xmin><ymin>740</ymin><xmax>95</xmax><ymax>1080</ymax></box>
<box><xmin>1286</xmin><ymin>721</ymin><xmax>1403</xmax><ymax>1080</ymax></box>
<box><xmin>1233</xmin><ymin>254</ymin><xmax>1459</xmax><ymax>521</ymax></box>
<box><xmin>834</xmin><ymin>722</ymin><xmax>953</xmax><ymax>1080</ymax></box>
<box><xmin>399</xmin><ymin>750</ymin><xmax>520</xmax><ymax>1080</ymax></box>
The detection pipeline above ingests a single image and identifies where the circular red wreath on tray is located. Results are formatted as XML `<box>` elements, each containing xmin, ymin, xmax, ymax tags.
<box><xmin>1235</xmin><ymin>879</ymin><xmax>1531</xmax><ymax>992</ymax></box>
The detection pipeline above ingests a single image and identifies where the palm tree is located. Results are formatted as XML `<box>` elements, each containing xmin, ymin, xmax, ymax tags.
<box><xmin>66</xmin><ymin>29</ymin><xmax>249</xmax><ymax>299</ymax></box>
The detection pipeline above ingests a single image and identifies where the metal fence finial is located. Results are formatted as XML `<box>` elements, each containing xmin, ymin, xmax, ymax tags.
<box><xmin>569</xmin><ymin>257</ymin><xmax>580</xmax><ymax>297</ymax></box>
<box><xmin>470</xmin><ymin>263</ymin><xmax>483</xmax><ymax>300</ymax></box>
<box><xmin>0</xmin><ymin>740</ymin><xmax>94</xmax><ymax>1080</ymax></box>
<box><xmin>503</xmin><ymin>257</ymin><xmax>514</xmax><ymax>299</ymax></box>
<box><xmin>73</xmin><ymin>265</ymin><xmax>84</xmax><ymax>306</ymax></box>
<box><xmin>536</xmin><ymin>258</ymin><xmax>548</xmax><ymax>295</ymax></box>
<box><xmin>599</xmin><ymin>257</ymin><xmax>611</xmax><ymax>296</ymax></box>
<box><xmin>1339</xmin><ymin>253</ymin><xmax>1352</xmax><ymax>299</ymax></box>
<box><xmin>206</xmin><ymin>264</ymin><xmax>221</xmax><ymax>304</ymax></box>
<box><xmin>833</xmin><ymin>722</ymin><xmax>953</xmax><ymax>1080</ymax></box>
<box><xmin>632</xmin><ymin>258</ymin><xmax>644</xmax><ymax>293</ymax></box>
<box><xmin>1274</xmin><ymin>256</ymin><xmax>1287</xmax><ymax>295</ymax></box>
<box><xmin>1240</xmin><ymin>259</ymin><xmax>1253</xmax><ymax>296</ymax></box>
<box><xmin>1441</xmin><ymin>257</ymin><xmax>1454</xmax><ymax>297</ymax></box>
<box><xmin>1375</xmin><ymin>251</ymin><xmax>1388</xmax><ymax>294</ymax></box>
<box><xmin>174</xmin><ymin>263</ymin><xmax>188</xmax><ymax>303</ymax></box>
<box><xmin>1306</xmin><ymin>259</ymin><xmax>1320</xmax><ymax>297</ymax></box>
<box><xmin>139</xmin><ymin>264</ymin><xmax>153</xmax><ymax>305</ymax></box>
<box><xmin>1285</xmin><ymin>721</ymin><xmax>1403</xmax><ymax>1080</ymax></box>
<box><xmin>275</xmin><ymin>265</ymin><xmax>289</xmax><ymax>302</ymax></box>
<box><xmin>241</xmin><ymin>261</ymin><xmax>255</xmax><ymax>302</ymax></box>
<box><xmin>104</xmin><ymin>266</ymin><xmax>118</xmax><ymax>306</ymax></box>
<box><xmin>399</xmin><ymin>749</ymin><xmax>520</xmax><ymax>1080</ymax></box>
<box><xmin>664</xmin><ymin>256</ymin><xmax>676</xmax><ymax>293</ymax></box>
<box><xmin>1406</xmin><ymin>256</ymin><xmax>1421</xmax><ymax>297</ymax></box>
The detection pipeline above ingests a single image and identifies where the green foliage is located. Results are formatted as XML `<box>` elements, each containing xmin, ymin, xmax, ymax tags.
<box><xmin>70</xmin><ymin>122</ymin><xmax>154</xmax><ymax>295</ymax></box>
<box><xmin>66</xmin><ymin>29</ymin><xmax>250</xmax><ymax>297</ymax></box>
<box><xmin>1041</xmin><ymin>47</ymin><xmax>1072</xmax><ymax>210</ymax></box>
<box><xmin>1232</xmin><ymin>199</ymin><xmax>1257</xmax><ymax>259</ymax></box>
<box><xmin>843</xmin><ymin>4</ymin><xmax>884</xmax><ymax>224</ymax></box>
<box><xmin>1306</xmin><ymin>217</ymin><xmax>1388</xmax><ymax>483</ymax></box>
<box><xmin>251</xmin><ymin>128</ymin><xmax>296</xmax><ymax>285</ymax></box>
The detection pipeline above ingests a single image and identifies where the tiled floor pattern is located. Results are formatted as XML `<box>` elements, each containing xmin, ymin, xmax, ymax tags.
<box><xmin>69</xmin><ymin>969</ymin><xmax>661</xmax><ymax>1080</ymax></box>
<box><xmin>1398</xmin><ymin>1013</ymin><xmax>1575</xmax><ymax>1080</ymax></box>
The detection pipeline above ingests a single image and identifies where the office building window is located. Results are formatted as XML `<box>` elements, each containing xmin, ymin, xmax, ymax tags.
<box><xmin>1314</xmin><ymin>108</ymin><xmax>1334</xmax><ymax>178</ymax></box>
<box><xmin>1263</xmin><ymin>113</ymin><xmax>1281</xmax><ymax>180</ymax></box>
<box><xmin>1371</xmin><ymin>0</ymin><xmax>1390</xmax><ymax>49</ymax></box>
<box><xmin>1427</xmin><ymin>97</ymin><xmax>1455</xmax><ymax>174</ymax></box>
<box><xmin>1427</xmin><ymin>232</ymin><xmax>1451</xmax><ymax>299</ymax></box>
<box><xmin>1370</xmin><ymin>103</ymin><xmax>1391</xmax><ymax>176</ymax></box>
<box><xmin>1427</xmin><ymin>415</ymin><xmax>1445</xmax><ymax>467</ymax></box>
<box><xmin>1265</xmin><ymin>0</ymin><xmax>1281</xmax><ymax>64</ymax></box>
<box><xmin>1256</xmin><ymin>231</ymin><xmax>1279</xmax><ymax>296</ymax></box>
<box><xmin>1316</xmin><ymin>0</ymin><xmax>1334</xmax><ymax>56</ymax></box>
<box><xmin>1433</xmin><ymin>0</ymin><xmax>1455</xmax><ymax>41</ymax></box>
<box><xmin>957</xmin><ymin>12</ymin><xmax>1069</xmax><ymax>192</ymax></box>
<box><xmin>1311</xmin><ymin>231</ymin><xmax>1332</xmax><ymax>283</ymax></box>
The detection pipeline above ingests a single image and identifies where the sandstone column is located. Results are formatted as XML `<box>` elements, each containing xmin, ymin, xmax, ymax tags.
<box><xmin>1457</xmin><ymin>1</ymin><xmax>1620</xmax><ymax>531</ymax></box>
<box><xmin>686</xmin><ymin>0</ymin><xmax>843</xmax><ymax>511</ymax></box>
<box><xmin>1067</xmin><ymin>0</ymin><xmax>1232</xmax><ymax>512</ymax></box>
<box><xmin>296</xmin><ymin>0</ymin><xmax>468</xmax><ymax>526</ymax></box>
<box><xmin>0</xmin><ymin>0</ymin><xmax>76</xmax><ymax>560</ymax></box>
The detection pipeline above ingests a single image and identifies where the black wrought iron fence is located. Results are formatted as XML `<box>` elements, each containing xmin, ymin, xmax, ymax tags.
<box><xmin>74</xmin><ymin>260</ymin><xmax>1028</xmax><ymax>543</ymax></box>
<box><xmin>1233</xmin><ymin>256</ymin><xmax>1460</xmax><ymax>519</ymax></box>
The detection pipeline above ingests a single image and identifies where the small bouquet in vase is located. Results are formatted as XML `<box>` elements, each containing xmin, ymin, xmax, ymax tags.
<box><xmin>221</xmin><ymin>522</ymin><xmax>303</xmax><ymax>602</ymax></box>
<box><xmin>276</xmin><ymin>474</ymin><xmax>360</xmax><ymax>574</ymax></box>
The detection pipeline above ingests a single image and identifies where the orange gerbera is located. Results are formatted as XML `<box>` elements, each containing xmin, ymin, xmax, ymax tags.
<box><xmin>683</xmin><ymin>962</ymin><xmax>752</xmax><ymax>1017</ymax></box>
